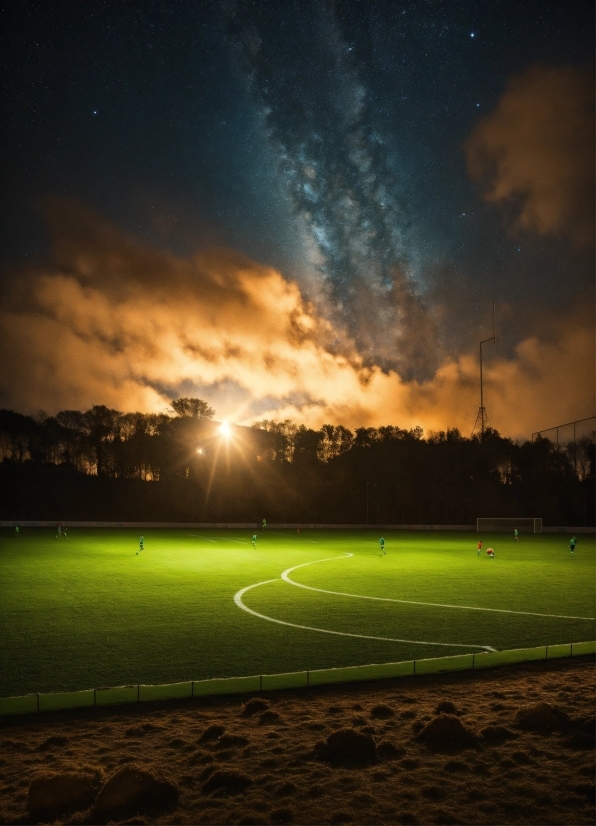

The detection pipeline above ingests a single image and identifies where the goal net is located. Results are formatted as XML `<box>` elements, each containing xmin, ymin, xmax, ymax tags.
<box><xmin>477</xmin><ymin>518</ymin><xmax>542</xmax><ymax>533</ymax></box>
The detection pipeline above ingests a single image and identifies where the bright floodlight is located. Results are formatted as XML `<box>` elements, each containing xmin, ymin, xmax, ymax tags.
<box><xmin>219</xmin><ymin>421</ymin><xmax>231</xmax><ymax>438</ymax></box>
<box><xmin>196</xmin><ymin>447</ymin><xmax>204</xmax><ymax>455</ymax></box>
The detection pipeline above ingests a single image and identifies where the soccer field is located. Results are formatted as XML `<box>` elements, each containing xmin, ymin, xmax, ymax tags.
<box><xmin>1</xmin><ymin>528</ymin><xmax>594</xmax><ymax>698</ymax></box>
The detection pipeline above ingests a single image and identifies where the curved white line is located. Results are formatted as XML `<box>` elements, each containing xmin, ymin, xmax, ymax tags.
<box><xmin>234</xmin><ymin>565</ymin><xmax>495</xmax><ymax>652</ymax></box>
<box><xmin>281</xmin><ymin>557</ymin><xmax>595</xmax><ymax>622</ymax></box>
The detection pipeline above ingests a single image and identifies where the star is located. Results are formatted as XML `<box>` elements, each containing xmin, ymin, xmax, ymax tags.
<box><xmin>470</xmin><ymin>33</ymin><xmax>475</xmax><ymax>38</ymax></box>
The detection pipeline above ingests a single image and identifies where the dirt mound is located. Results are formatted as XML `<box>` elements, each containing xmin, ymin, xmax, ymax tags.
<box><xmin>370</xmin><ymin>704</ymin><xmax>394</xmax><ymax>719</ymax></box>
<box><xmin>201</xmin><ymin>769</ymin><xmax>252</xmax><ymax>796</ymax></box>
<box><xmin>514</xmin><ymin>702</ymin><xmax>571</xmax><ymax>732</ymax></box>
<box><xmin>199</xmin><ymin>723</ymin><xmax>226</xmax><ymax>742</ymax></box>
<box><xmin>315</xmin><ymin>728</ymin><xmax>377</xmax><ymax>767</ymax></box>
<box><xmin>27</xmin><ymin>770</ymin><xmax>102</xmax><ymax>819</ymax></box>
<box><xmin>377</xmin><ymin>741</ymin><xmax>405</xmax><ymax>760</ymax></box>
<box><xmin>217</xmin><ymin>733</ymin><xmax>250</xmax><ymax>749</ymax></box>
<box><xmin>259</xmin><ymin>710</ymin><xmax>282</xmax><ymax>725</ymax></box>
<box><xmin>89</xmin><ymin>766</ymin><xmax>178</xmax><ymax>822</ymax></box>
<box><xmin>435</xmin><ymin>700</ymin><xmax>460</xmax><ymax>716</ymax></box>
<box><xmin>34</xmin><ymin>734</ymin><xmax>68</xmax><ymax>751</ymax></box>
<box><xmin>242</xmin><ymin>698</ymin><xmax>270</xmax><ymax>716</ymax></box>
<box><xmin>270</xmin><ymin>806</ymin><xmax>294</xmax><ymax>823</ymax></box>
<box><xmin>481</xmin><ymin>725</ymin><xmax>517</xmax><ymax>744</ymax></box>
<box><xmin>416</xmin><ymin>714</ymin><xmax>477</xmax><ymax>753</ymax></box>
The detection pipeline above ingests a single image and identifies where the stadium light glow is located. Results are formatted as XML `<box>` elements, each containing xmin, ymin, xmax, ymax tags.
<box><xmin>219</xmin><ymin>421</ymin><xmax>231</xmax><ymax>438</ymax></box>
<box><xmin>196</xmin><ymin>447</ymin><xmax>204</xmax><ymax>455</ymax></box>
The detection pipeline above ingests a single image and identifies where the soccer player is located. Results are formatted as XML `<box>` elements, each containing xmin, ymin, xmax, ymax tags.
<box><xmin>486</xmin><ymin>547</ymin><xmax>495</xmax><ymax>557</ymax></box>
<box><xmin>477</xmin><ymin>539</ymin><xmax>483</xmax><ymax>555</ymax></box>
<box><xmin>379</xmin><ymin>537</ymin><xmax>385</xmax><ymax>555</ymax></box>
<box><xmin>296</xmin><ymin>524</ymin><xmax>300</xmax><ymax>534</ymax></box>
<box><xmin>252</xmin><ymin>533</ymin><xmax>257</xmax><ymax>549</ymax></box>
<box><xmin>139</xmin><ymin>535</ymin><xmax>144</xmax><ymax>553</ymax></box>
<box><xmin>55</xmin><ymin>525</ymin><xmax>62</xmax><ymax>539</ymax></box>
<box><xmin>569</xmin><ymin>535</ymin><xmax>577</xmax><ymax>554</ymax></box>
<box><xmin>262</xmin><ymin>518</ymin><xmax>267</xmax><ymax>530</ymax></box>
<box><xmin>14</xmin><ymin>525</ymin><xmax>19</xmax><ymax>537</ymax></box>
<box><xmin>63</xmin><ymin>527</ymin><xmax>68</xmax><ymax>539</ymax></box>
<box><xmin>514</xmin><ymin>528</ymin><xmax>518</xmax><ymax>542</ymax></box>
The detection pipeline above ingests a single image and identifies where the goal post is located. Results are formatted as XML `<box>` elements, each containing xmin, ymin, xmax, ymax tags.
<box><xmin>477</xmin><ymin>518</ymin><xmax>542</xmax><ymax>533</ymax></box>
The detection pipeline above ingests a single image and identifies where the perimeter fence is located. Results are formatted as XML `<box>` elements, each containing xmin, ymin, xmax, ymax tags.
<box><xmin>1</xmin><ymin>641</ymin><xmax>594</xmax><ymax>717</ymax></box>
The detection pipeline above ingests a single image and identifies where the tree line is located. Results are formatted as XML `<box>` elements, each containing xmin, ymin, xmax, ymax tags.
<box><xmin>0</xmin><ymin>399</ymin><xmax>593</xmax><ymax>525</ymax></box>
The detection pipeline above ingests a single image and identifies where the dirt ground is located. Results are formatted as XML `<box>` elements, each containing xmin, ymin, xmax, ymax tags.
<box><xmin>0</xmin><ymin>657</ymin><xmax>594</xmax><ymax>825</ymax></box>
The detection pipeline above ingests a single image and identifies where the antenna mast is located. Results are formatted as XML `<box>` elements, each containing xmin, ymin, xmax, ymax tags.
<box><xmin>472</xmin><ymin>302</ymin><xmax>496</xmax><ymax>438</ymax></box>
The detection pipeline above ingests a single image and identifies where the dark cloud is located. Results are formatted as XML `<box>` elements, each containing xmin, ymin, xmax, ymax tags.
<box><xmin>465</xmin><ymin>64</ymin><xmax>595</xmax><ymax>247</ymax></box>
<box><xmin>0</xmin><ymin>201</ymin><xmax>592</xmax><ymax>438</ymax></box>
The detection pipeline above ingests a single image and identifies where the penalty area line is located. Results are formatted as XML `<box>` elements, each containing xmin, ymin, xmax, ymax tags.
<box><xmin>234</xmin><ymin>567</ymin><xmax>495</xmax><ymax>652</ymax></box>
<box><xmin>281</xmin><ymin>557</ymin><xmax>595</xmax><ymax>622</ymax></box>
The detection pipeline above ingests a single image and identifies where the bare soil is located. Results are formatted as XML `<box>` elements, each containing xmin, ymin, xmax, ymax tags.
<box><xmin>0</xmin><ymin>657</ymin><xmax>594</xmax><ymax>825</ymax></box>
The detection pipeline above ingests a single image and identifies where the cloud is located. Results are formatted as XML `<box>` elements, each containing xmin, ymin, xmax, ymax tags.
<box><xmin>465</xmin><ymin>64</ymin><xmax>595</xmax><ymax>246</ymax></box>
<box><xmin>0</xmin><ymin>201</ymin><xmax>592</xmax><ymax>438</ymax></box>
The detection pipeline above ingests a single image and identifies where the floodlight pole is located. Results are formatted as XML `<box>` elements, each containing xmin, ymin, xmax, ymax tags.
<box><xmin>473</xmin><ymin>303</ymin><xmax>496</xmax><ymax>438</ymax></box>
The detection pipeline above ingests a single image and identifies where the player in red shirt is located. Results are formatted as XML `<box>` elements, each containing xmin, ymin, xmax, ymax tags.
<box><xmin>477</xmin><ymin>539</ymin><xmax>483</xmax><ymax>555</ymax></box>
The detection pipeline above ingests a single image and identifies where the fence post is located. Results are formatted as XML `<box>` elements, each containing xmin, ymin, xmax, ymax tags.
<box><xmin>570</xmin><ymin>643</ymin><xmax>573</xmax><ymax>656</ymax></box>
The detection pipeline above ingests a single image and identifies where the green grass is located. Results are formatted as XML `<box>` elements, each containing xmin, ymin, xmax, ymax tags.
<box><xmin>0</xmin><ymin>528</ymin><xmax>594</xmax><ymax>697</ymax></box>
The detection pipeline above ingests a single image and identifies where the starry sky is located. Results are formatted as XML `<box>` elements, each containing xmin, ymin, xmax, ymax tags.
<box><xmin>0</xmin><ymin>0</ymin><xmax>594</xmax><ymax>436</ymax></box>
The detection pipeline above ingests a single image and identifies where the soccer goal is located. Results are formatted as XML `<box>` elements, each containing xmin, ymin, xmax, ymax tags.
<box><xmin>477</xmin><ymin>518</ymin><xmax>542</xmax><ymax>533</ymax></box>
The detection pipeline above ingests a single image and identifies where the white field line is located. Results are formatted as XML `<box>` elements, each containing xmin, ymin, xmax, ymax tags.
<box><xmin>234</xmin><ymin>554</ymin><xmax>495</xmax><ymax>652</ymax></box>
<box><xmin>281</xmin><ymin>556</ymin><xmax>596</xmax><ymax>622</ymax></box>
<box><xmin>209</xmin><ymin>537</ymin><xmax>248</xmax><ymax>544</ymax></box>
<box><xmin>186</xmin><ymin>535</ymin><xmax>216</xmax><ymax>542</ymax></box>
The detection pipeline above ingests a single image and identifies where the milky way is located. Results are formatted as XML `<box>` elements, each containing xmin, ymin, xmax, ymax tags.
<box><xmin>0</xmin><ymin>0</ymin><xmax>593</xmax><ymax>427</ymax></box>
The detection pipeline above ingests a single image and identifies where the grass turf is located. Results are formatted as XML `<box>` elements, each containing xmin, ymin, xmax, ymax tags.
<box><xmin>0</xmin><ymin>528</ymin><xmax>594</xmax><ymax>697</ymax></box>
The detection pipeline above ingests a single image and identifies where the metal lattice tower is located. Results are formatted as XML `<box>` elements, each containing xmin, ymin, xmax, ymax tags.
<box><xmin>472</xmin><ymin>303</ymin><xmax>496</xmax><ymax>438</ymax></box>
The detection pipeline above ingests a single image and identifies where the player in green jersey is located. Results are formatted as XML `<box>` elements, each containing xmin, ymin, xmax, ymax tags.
<box><xmin>379</xmin><ymin>537</ymin><xmax>385</xmax><ymax>555</ymax></box>
<box><xmin>252</xmin><ymin>533</ymin><xmax>257</xmax><ymax>549</ymax></box>
<box><xmin>569</xmin><ymin>535</ymin><xmax>576</xmax><ymax>554</ymax></box>
<box><xmin>262</xmin><ymin>518</ymin><xmax>267</xmax><ymax>530</ymax></box>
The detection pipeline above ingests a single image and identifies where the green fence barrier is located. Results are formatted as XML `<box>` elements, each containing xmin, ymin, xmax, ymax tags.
<box><xmin>1</xmin><ymin>642</ymin><xmax>593</xmax><ymax>716</ymax></box>
<box><xmin>473</xmin><ymin>645</ymin><xmax>546</xmax><ymax>670</ymax></box>
<box><xmin>139</xmin><ymin>681</ymin><xmax>193</xmax><ymax>702</ymax></box>
<box><xmin>0</xmin><ymin>694</ymin><xmax>38</xmax><ymax>715</ymax></box>
<box><xmin>571</xmin><ymin>640</ymin><xmax>596</xmax><ymax>656</ymax></box>
<box><xmin>261</xmin><ymin>671</ymin><xmax>308</xmax><ymax>691</ymax></box>
<box><xmin>96</xmin><ymin>686</ymin><xmax>139</xmax><ymax>706</ymax></box>
<box><xmin>545</xmin><ymin>643</ymin><xmax>572</xmax><ymax>660</ymax></box>
<box><xmin>415</xmin><ymin>653</ymin><xmax>474</xmax><ymax>675</ymax></box>
<box><xmin>192</xmin><ymin>675</ymin><xmax>261</xmax><ymax>697</ymax></box>
<box><xmin>38</xmin><ymin>689</ymin><xmax>95</xmax><ymax>712</ymax></box>
<box><xmin>309</xmin><ymin>659</ymin><xmax>415</xmax><ymax>686</ymax></box>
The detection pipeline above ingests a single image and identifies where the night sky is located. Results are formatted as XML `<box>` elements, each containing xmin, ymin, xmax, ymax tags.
<box><xmin>1</xmin><ymin>0</ymin><xmax>594</xmax><ymax>436</ymax></box>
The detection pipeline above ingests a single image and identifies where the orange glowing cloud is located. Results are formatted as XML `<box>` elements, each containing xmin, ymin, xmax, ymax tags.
<box><xmin>465</xmin><ymin>64</ymin><xmax>595</xmax><ymax>246</ymax></box>
<box><xmin>0</xmin><ymin>201</ymin><xmax>592</xmax><ymax>438</ymax></box>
